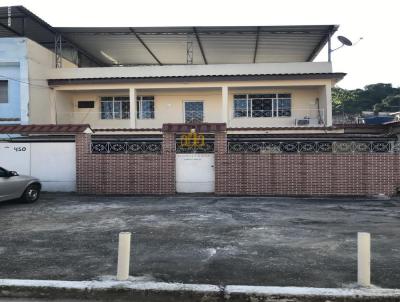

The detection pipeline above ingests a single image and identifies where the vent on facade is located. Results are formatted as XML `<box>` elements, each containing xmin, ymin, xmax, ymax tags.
<box><xmin>296</xmin><ymin>119</ymin><xmax>310</xmax><ymax>126</ymax></box>
<box><xmin>77</xmin><ymin>101</ymin><xmax>95</xmax><ymax>108</ymax></box>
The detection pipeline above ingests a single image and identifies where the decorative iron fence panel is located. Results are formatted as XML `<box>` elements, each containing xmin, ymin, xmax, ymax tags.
<box><xmin>228</xmin><ymin>141</ymin><xmax>399</xmax><ymax>154</ymax></box>
<box><xmin>91</xmin><ymin>141</ymin><xmax>162</xmax><ymax>154</ymax></box>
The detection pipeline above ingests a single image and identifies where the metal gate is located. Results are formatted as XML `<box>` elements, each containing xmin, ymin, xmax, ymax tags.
<box><xmin>175</xmin><ymin>130</ymin><xmax>215</xmax><ymax>193</ymax></box>
<box><xmin>176</xmin><ymin>153</ymin><xmax>215</xmax><ymax>193</ymax></box>
<box><xmin>0</xmin><ymin>142</ymin><xmax>76</xmax><ymax>192</ymax></box>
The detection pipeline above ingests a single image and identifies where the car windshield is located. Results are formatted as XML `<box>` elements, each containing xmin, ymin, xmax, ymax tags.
<box><xmin>0</xmin><ymin>168</ymin><xmax>7</xmax><ymax>177</ymax></box>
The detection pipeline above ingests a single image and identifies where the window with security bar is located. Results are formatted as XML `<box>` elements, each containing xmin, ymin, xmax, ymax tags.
<box><xmin>233</xmin><ymin>94</ymin><xmax>291</xmax><ymax>118</ymax></box>
<box><xmin>100</xmin><ymin>96</ymin><xmax>130</xmax><ymax>120</ymax></box>
<box><xmin>0</xmin><ymin>80</ymin><xmax>8</xmax><ymax>103</ymax></box>
<box><xmin>137</xmin><ymin>96</ymin><xmax>155</xmax><ymax>119</ymax></box>
<box><xmin>184</xmin><ymin>101</ymin><xmax>204</xmax><ymax>123</ymax></box>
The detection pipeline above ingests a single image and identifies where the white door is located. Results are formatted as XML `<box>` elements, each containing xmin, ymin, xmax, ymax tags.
<box><xmin>176</xmin><ymin>153</ymin><xmax>215</xmax><ymax>193</ymax></box>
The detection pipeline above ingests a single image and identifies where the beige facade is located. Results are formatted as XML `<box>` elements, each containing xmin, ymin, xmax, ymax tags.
<box><xmin>16</xmin><ymin>38</ymin><xmax>338</xmax><ymax>130</ymax></box>
<box><xmin>46</xmin><ymin>78</ymin><xmax>333</xmax><ymax>129</ymax></box>
<box><xmin>26</xmin><ymin>39</ymin><xmax>76</xmax><ymax>125</ymax></box>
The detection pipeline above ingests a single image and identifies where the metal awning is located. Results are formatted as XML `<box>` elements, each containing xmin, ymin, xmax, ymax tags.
<box><xmin>0</xmin><ymin>6</ymin><xmax>338</xmax><ymax>67</ymax></box>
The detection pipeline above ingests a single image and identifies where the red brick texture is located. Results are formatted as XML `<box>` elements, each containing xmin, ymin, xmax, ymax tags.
<box><xmin>215</xmin><ymin>153</ymin><xmax>400</xmax><ymax>196</ymax></box>
<box><xmin>75</xmin><ymin>133</ymin><xmax>175</xmax><ymax>194</ymax></box>
<box><xmin>214</xmin><ymin>133</ymin><xmax>400</xmax><ymax>196</ymax></box>
<box><xmin>76</xmin><ymin>130</ymin><xmax>400</xmax><ymax>196</ymax></box>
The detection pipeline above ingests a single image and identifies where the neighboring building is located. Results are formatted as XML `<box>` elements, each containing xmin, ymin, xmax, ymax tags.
<box><xmin>0</xmin><ymin>37</ymin><xmax>75</xmax><ymax>124</ymax></box>
<box><xmin>0</xmin><ymin>6</ymin><xmax>344</xmax><ymax>132</ymax></box>
<box><xmin>391</xmin><ymin>112</ymin><xmax>400</xmax><ymax>122</ymax></box>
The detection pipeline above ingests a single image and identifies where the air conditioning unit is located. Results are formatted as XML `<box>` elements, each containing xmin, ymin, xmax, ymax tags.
<box><xmin>296</xmin><ymin>119</ymin><xmax>310</xmax><ymax>126</ymax></box>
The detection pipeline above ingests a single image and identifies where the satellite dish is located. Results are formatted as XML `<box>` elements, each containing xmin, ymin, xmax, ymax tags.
<box><xmin>337</xmin><ymin>36</ymin><xmax>353</xmax><ymax>46</ymax></box>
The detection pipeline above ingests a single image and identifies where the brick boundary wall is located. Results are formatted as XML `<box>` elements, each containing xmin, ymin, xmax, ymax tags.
<box><xmin>75</xmin><ymin>133</ymin><xmax>175</xmax><ymax>194</ymax></box>
<box><xmin>214</xmin><ymin>132</ymin><xmax>400</xmax><ymax>196</ymax></box>
<box><xmin>76</xmin><ymin>128</ymin><xmax>400</xmax><ymax>196</ymax></box>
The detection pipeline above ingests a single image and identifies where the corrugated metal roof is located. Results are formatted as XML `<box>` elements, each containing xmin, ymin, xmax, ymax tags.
<box><xmin>55</xmin><ymin>25</ymin><xmax>337</xmax><ymax>65</ymax></box>
<box><xmin>0</xmin><ymin>6</ymin><xmax>338</xmax><ymax>66</ymax></box>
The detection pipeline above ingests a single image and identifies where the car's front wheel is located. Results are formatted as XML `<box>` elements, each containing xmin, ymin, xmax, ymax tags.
<box><xmin>21</xmin><ymin>184</ymin><xmax>41</xmax><ymax>203</ymax></box>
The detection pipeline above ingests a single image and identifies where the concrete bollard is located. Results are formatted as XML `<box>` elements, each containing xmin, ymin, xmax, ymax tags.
<box><xmin>117</xmin><ymin>232</ymin><xmax>131</xmax><ymax>281</ymax></box>
<box><xmin>357</xmin><ymin>232</ymin><xmax>371</xmax><ymax>287</ymax></box>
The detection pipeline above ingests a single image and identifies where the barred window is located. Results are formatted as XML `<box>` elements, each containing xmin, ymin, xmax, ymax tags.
<box><xmin>0</xmin><ymin>80</ymin><xmax>8</xmax><ymax>103</ymax></box>
<box><xmin>100</xmin><ymin>96</ymin><xmax>130</xmax><ymax>120</ymax></box>
<box><xmin>233</xmin><ymin>93</ymin><xmax>291</xmax><ymax>118</ymax></box>
<box><xmin>137</xmin><ymin>96</ymin><xmax>155</xmax><ymax>119</ymax></box>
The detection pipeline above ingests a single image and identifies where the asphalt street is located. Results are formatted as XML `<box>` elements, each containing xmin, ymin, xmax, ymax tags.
<box><xmin>0</xmin><ymin>194</ymin><xmax>399</xmax><ymax>288</ymax></box>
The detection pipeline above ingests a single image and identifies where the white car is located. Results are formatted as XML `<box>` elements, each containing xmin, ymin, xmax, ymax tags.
<box><xmin>0</xmin><ymin>167</ymin><xmax>41</xmax><ymax>203</ymax></box>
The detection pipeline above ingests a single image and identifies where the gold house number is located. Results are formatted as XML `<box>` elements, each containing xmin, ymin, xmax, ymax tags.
<box><xmin>179</xmin><ymin>129</ymin><xmax>205</xmax><ymax>148</ymax></box>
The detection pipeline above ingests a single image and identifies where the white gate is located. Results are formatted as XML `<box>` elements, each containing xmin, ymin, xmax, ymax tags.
<box><xmin>0</xmin><ymin>142</ymin><xmax>76</xmax><ymax>192</ymax></box>
<box><xmin>176</xmin><ymin>153</ymin><xmax>215</xmax><ymax>193</ymax></box>
<box><xmin>0</xmin><ymin>143</ymin><xmax>31</xmax><ymax>175</ymax></box>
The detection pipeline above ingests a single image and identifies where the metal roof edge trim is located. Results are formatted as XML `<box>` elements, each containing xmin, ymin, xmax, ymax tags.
<box><xmin>48</xmin><ymin>73</ymin><xmax>346</xmax><ymax>85</ymax></box>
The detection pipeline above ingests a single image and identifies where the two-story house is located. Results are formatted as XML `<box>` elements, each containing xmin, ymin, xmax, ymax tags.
<box><xmin>2</xmin><ymin>6</ymin><xmax>400</xmax><ymax>197</ymax></box>
<box><xmin>0</xmin><ymin>6</ymin><xmax>344</xmax><ymax>133</ymax></box>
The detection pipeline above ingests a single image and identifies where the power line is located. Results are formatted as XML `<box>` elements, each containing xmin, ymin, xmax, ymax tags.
<box><xmin>0</xmin><ymin>74</ymin><xmax>51</xmax><ymax>89</ymax></box>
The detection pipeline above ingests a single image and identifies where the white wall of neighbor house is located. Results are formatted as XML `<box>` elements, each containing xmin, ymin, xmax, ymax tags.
<box><xmin>49</xmin><ymin>79</ymin><xmax>333</xmax><ymax>128</ymax></box>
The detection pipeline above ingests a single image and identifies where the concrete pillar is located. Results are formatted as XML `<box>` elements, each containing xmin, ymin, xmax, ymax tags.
<box><xmin>49</xmin><ymin>89</ymin><xmax>57</xmax><ymax>124</ymax></box>
<box><xmin>19</xmin><ymin>59</ymin><xmax>30</xmax><ymax>124</ymax></box>
<box><xmin>129</xmin><ymin>88</ymin><xmax>136</xmax><ymax>128</ymax></box>
<box><xmin>358</xmin><ymin>232</ymin><xmax>371</xmax><ymax>287</ymax></box>
<box><xmin>221</xmin><ymin>86</ymin><xmax>229</xmax><ymax>125</ymax></box>
<box><xmin>117</xmin><ymin>232</ymin><xmax>131</xmax><ymax>281</ymax></box>
<box><xmin>325</xmin><ymin>83</ymin><xmax>332</xmax><ymax>126</ymax></box>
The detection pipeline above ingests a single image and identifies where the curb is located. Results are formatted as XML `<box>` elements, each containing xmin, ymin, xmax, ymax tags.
<box><xmin>1</xmin><ymin>279</ymin><xmax>400</xmax><ymax>301</ymax></box>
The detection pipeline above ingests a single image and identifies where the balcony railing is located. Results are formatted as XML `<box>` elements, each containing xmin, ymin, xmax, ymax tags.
<box><xmin>230</xmin><ymin>108</ymin><xmax>325</xmax><ymax>126</ymax></box>
<box><xmin>56</xmin><ymin>108</ymin><xmax>326</xmax><ymax>127</ymax></box>
<box><xmin>56</xmin><ymin>112</ymin><xmax>132</xmax><ymax>125</ymax></box>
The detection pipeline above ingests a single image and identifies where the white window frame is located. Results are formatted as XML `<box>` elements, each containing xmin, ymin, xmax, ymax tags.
<box><xmin>136</xmin><ymin>96</ymin><xmax>155</xmax><ymax>120</ymax></box>
<box><xmin>100</xmin><ymin>96</ymin><xmax>130</xmax><ymax>120</ymax></box>
<box><xmin>233</xmin><ymin>93</ymin><xmax>291</xmax><ymax>118</ymax></box>
<box><xmin>183</xmin><ymin>100</ymin><xmax>204</xmax><ymax>123</ymax></box>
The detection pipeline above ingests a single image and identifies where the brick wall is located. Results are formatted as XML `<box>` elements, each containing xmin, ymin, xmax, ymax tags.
<box><xmin>215</xmin><ymin>132</ymin><xmax>400</xmax><ymax>196</ymax></box>
<box><xmin>75</xmin><ymin>133</ymin><xmax>175</xmax><ymax>194</ymax></box>
<box><xmin>76</xmin><ymin>129</ymin><xmax>400</xmax><ymax>196</ymax></box>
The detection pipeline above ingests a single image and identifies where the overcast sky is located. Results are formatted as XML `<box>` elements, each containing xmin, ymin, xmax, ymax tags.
<box><xmin>1</xmin><ymin>0</ymin><xmax>399</xmax><ymax>89</ymax></box>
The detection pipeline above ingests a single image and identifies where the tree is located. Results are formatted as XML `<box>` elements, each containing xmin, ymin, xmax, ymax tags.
<box><xmin>332</xmin><ymin>87</ymin><xmax>359</xmax><ymax>114</ymax></box>
<box><xmin>357</xmin><ymin>83</ymin><xmax>399</xmax><ymax>112</ymax></box>
<box><xmin>373</xmin><ymin>95</ymin><xmax>400</xmax><ymax>113</ymax></box>
<box><xmin>332</xmin><ymin>83</ymin><xmax>400</xmax><ymax>115</ymax></box>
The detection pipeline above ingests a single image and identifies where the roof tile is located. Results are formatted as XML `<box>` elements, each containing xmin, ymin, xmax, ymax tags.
<box><xmin>0</xmin><ymin>124</ymin><xmax>91</xmax><ymax>134</ymax></box>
